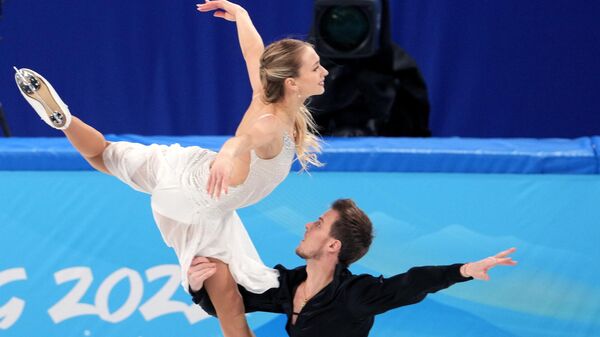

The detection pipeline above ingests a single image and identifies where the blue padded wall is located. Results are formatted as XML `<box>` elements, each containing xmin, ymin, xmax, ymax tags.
<box><xmin>0</xmin><ymin>137</ymin><xmax>599</xmax><ymax>336</ymax></box>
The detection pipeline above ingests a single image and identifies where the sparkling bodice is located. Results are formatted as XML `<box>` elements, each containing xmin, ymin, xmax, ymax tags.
<box><xmin>177</xmin><ymin>132</ymin><xmax>296</xmax><ymax>214</ymax></box>
<box><xmin>219</xmin><ymin>132</ymin><xmax>295</xmax><ymax>210</ymax></box>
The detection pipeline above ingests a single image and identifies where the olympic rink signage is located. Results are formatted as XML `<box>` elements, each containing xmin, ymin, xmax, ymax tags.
<box><xmin>0</xmin><ymin>265</ymin><xmax>210</xmax><ymax>330</ymax></box>
<box><xmin>1</xmin><ymin>170</ymin><xmax>599</xmax><ymax>336</ymax></box>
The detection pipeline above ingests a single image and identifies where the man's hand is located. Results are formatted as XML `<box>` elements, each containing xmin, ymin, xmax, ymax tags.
<box><xmin>188</xmin><ymin>257</ymin><xmax>217</xmax><ymax>292</ymax></box>
<box><xmin>460</xmin><ymin>247</ymin><xmax>518</xmax><ymax>280</ymax></box>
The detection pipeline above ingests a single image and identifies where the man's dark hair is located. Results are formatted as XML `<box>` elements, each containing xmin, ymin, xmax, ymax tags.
<box><xmin>329</xmin><ymin>199</ymin><xmax>374</xmax><ymax>266</ymax></box>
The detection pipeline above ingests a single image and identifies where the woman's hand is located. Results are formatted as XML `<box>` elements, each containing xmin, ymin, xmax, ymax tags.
<box><xmin>196</xmin><ymin>0</ymin><xmax>243</xmax><ymax>22</ymax></box>
<box><xmin>206</xmin><ymin>153</ymin><xmax>234</xmax><ymax>199</ymax></box>
<box><xmin>460</xmin><ymin>247</ymin><xmax>518</xmax><ymax>280</ymax></box>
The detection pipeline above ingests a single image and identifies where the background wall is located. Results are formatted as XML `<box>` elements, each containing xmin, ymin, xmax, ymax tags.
<box><xmin>1</xmin><ymin>0</ymin><xmax>599</xmax><ymax>138</ymax></box>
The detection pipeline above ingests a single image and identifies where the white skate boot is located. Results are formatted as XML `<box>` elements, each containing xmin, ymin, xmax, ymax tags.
<box><xmin>14</xmin><ymin>67</ymin><xmax>72</xmax><ymax>130</ymax></box>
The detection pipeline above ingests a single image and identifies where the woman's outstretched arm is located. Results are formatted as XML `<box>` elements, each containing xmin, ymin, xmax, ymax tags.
<box><xmin>197</xmin><ymin>1</ymin><xmax>264</xmax><ymax>94</ymax></box>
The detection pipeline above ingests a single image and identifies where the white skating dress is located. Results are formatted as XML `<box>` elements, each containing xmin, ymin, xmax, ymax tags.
<box><xmin>102</xmin><ymin>132</ymin><xmax>295</xmax><ymax>293</ymax></box>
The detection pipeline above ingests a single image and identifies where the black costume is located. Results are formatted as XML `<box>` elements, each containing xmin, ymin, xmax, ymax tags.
<box><xmin>192</xmin><ymin>263</ymin><xmax>472</xmax><ymax>337</ymax></box>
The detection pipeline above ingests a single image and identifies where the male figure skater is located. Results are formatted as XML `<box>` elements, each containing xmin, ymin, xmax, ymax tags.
<box><xmin>188</xmin><ymin>199</ymin><xmax>517</xmax><ymax>336</ymax></box>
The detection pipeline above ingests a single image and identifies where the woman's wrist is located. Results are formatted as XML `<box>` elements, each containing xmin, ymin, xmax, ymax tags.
<box><xmin>232</xmin><ymin>4</ymin><xmax>246</xmax><ymax>19</ymax></box>
<box><xmin>217</xmin><ymin>151</ymin><xmax>234</xmax><ymax>162</ymax></box>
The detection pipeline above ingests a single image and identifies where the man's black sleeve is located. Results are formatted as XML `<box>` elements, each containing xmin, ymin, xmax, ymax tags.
<box><xmin>190</xmin><ymin>264</ymin><xmax>288</xmax><ymax>316</ymax></box>
<box><xmin>344</xmin><ymin>264</ymin><xmax>472</xmax><ymax>317</ymax></box>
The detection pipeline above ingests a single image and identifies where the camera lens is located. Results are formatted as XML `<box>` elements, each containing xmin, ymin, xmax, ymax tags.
<box><xmin>320</xmin><ymin>6</ymin><xmax>369</xmax><ymax>52</ymax></box>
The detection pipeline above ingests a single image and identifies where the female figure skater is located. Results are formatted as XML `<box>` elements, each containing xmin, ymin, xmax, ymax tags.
<box><xmin>14</xmin><ymin>1</ymin><xmax>328</xmax><ymax>336</ymax></box>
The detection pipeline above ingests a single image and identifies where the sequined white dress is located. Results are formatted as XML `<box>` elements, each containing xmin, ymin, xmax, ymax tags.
<box><xmin>102</xmin><ymin>132</ymin><xmax>295</xmax><ymax>293</ymax></box>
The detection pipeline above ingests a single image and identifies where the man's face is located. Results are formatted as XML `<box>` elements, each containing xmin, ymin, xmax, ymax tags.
<box><xmin>295</xmin><ymin>208</ymin><xmax>339</xmax><ymax>260</ymax></box>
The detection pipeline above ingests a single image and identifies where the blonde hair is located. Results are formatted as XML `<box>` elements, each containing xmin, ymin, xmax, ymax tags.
<box><xmin>259</xmin><ymin>38</ymin><xmax>323</xmax><ymax>171</ymax></box>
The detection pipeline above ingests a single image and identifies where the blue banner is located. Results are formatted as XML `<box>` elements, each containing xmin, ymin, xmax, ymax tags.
<box><xmin>1</xmin><ymin>171</ymin><xmax>599</xmax><ymax>336</ymax></box>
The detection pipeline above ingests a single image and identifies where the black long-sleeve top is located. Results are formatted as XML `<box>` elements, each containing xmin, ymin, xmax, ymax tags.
<box><xmin>191</xmin><ymin>263</ymin><xmax>472</xmax><ymax>337</ymax></box>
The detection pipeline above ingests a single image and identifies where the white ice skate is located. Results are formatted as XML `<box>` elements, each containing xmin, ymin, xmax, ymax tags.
<box><xmin>14</xmin><ymin>67</ymin><xmax>72</xmax><ymax>130</ymax></box>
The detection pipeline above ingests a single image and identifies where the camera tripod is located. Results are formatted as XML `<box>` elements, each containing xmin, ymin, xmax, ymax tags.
<box><xmin>0</xmin><ymin>0</ymin><xmax>10</xmax><ymax>137</ymax></box>
<box><xmin>0</xmin><ymin>102</ymin><xmax>10</xmax><ymax>137</ymax></box>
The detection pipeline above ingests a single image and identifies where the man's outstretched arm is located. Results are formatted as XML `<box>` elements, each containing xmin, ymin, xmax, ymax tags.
<box><xmin>346</xmin><ymin>248</ymin><xmax>518</xmax><ymax>317</ymax></box>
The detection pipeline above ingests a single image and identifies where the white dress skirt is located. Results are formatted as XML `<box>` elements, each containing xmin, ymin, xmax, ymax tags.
<box><xmin>102</xmin><ymin>135</ymin><xmax>295</xmax><ymax>293</ymax></box>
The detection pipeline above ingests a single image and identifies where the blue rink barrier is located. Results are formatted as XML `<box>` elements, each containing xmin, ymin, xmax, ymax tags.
<box><xmin>0</xmin><ymin>135</ymin><xmax>599</xmax><ymax>173</ymax></box>
<box><xmin>0</xmin><ymin>137</ymin><xmax>599</xmax><ymax>337</ymax></box>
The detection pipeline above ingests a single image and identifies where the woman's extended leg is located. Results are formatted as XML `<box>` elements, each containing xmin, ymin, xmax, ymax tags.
<box><xmin>62</xmin><ymin>117</ymin><xmax>111</xmax><ymax>174</ymax></box>
<box><xmin>14</xmin><ymin>67</ymin><xmax>111</xmax><ymax>174</ymax></box>
<box><xmin>204</xmin><ymin>258</ymin><xmax>255</xmax><ymax>337</ymax></box>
